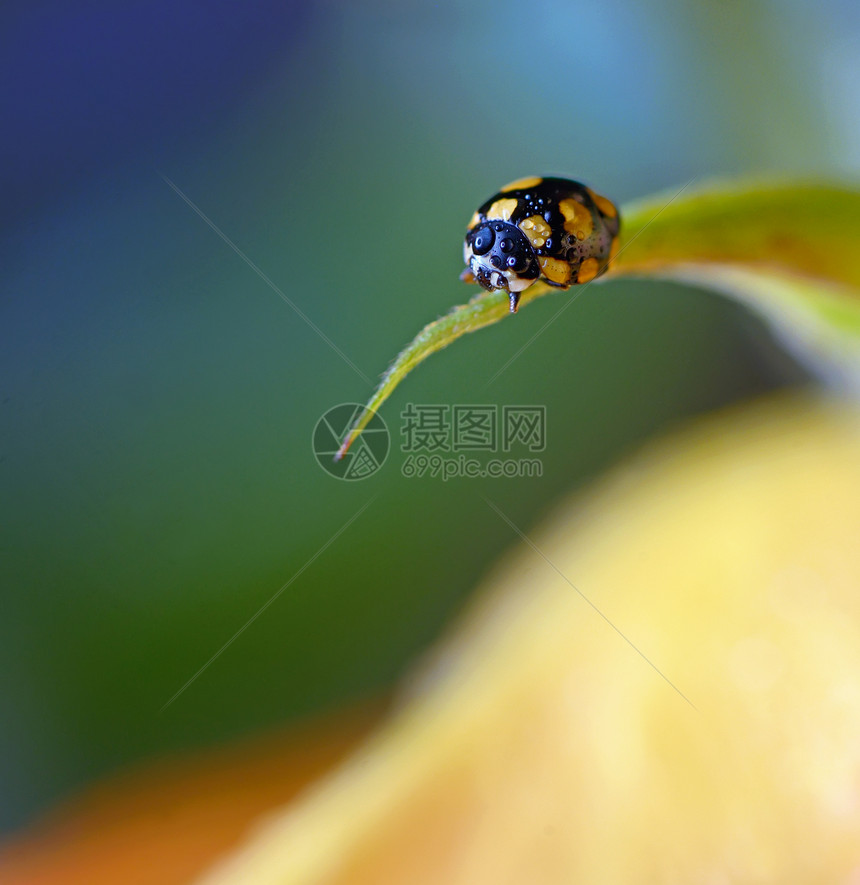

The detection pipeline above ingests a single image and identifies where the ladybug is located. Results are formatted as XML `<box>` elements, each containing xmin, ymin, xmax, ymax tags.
<box><xmin>461</xmin><ymin>176</ymin><xmax>621</xmax><ymax>313</ymax></box>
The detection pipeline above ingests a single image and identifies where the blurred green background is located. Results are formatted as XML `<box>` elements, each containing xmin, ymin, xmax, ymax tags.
<box><xmin>1</xmin><ymin>0</ymin><xmax>857</xmax><ymax>831</ymax></box>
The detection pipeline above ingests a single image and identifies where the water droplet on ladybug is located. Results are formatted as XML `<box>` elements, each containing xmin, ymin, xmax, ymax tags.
<box><xmin>472</xmin><ymin>227</ymin><xmax>494</xmax><ymax>255</ymax></box>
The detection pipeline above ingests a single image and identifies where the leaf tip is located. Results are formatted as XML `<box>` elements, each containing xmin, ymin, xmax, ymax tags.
<box><xmin>333</xmin><ymin>434</ymin><xmax>353</xmax><ymax>462</ymax></box>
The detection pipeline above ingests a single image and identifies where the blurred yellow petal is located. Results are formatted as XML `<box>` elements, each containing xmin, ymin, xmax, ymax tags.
<box><xmin>199</xmin><ymin>393</ymin><xmax>860</xmax><ymax>885</ymax></box>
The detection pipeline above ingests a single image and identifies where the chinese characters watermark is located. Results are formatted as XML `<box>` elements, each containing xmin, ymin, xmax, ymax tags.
<box><xmin>400</xmin><ymin>404</ymin><xmax>545</xmax><ymax>481</ymax></box>
<box><xmin>313</xmin><ymin>403</ymin><xmax>546</xmax><ymax>481</ymax></box>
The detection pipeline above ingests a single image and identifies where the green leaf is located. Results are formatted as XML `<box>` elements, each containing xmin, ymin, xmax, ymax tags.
<box><xmin>336</xmin><ymin>180</ymin><xmax>860</xmax><ymax>458</ymax></box>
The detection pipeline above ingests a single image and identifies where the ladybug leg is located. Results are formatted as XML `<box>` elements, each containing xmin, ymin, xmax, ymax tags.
<box><xmin>459</xmin><ymin>268</ymin><xmax>476</xmax><ymax>284</ymax></box>
<box><xmin>509</xmin><ymin>291</ymin><xmax>521</xmax><ymax>313</ymax></box>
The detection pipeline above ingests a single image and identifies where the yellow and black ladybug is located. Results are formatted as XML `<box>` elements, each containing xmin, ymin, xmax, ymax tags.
<box><xmin>461</xmin><ymin>176</ymin><xmax>621</xmax><ymax>313</ymax></box>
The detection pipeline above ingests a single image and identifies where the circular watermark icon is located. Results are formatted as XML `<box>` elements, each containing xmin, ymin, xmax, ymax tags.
<box><xmin>312</xmin><ymin>403</ymin><xmax>389</xmax><ymax>480</ymax></box>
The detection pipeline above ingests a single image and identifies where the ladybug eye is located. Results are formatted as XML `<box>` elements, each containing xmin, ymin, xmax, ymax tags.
<box><xmin>472</xmin><ymin>227</ymin><xmax>495</xmax><ymax>255</ymax></box>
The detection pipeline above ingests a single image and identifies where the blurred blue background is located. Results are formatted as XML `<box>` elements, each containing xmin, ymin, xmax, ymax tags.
<box><xmin>1</xmin><ymin>0</ymin><xmax>858</xmax><ymax>831</ymax></box>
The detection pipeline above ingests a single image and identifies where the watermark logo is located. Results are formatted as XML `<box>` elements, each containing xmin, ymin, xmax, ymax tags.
<box><xmin>312</xmin><ymin>403</ymin><xmax>545</xmax><ymax>481</ymax></box>
<box><xmin>312</xmin><ymin>403</ymin><xmax>389</xmax><ymax>480</ymax></box>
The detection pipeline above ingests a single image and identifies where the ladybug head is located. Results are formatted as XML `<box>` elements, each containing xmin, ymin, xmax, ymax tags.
<box><xmin>463</xmin><ymin>221</ymin><xmax>539</xmax><ymax>312</ymax></box>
